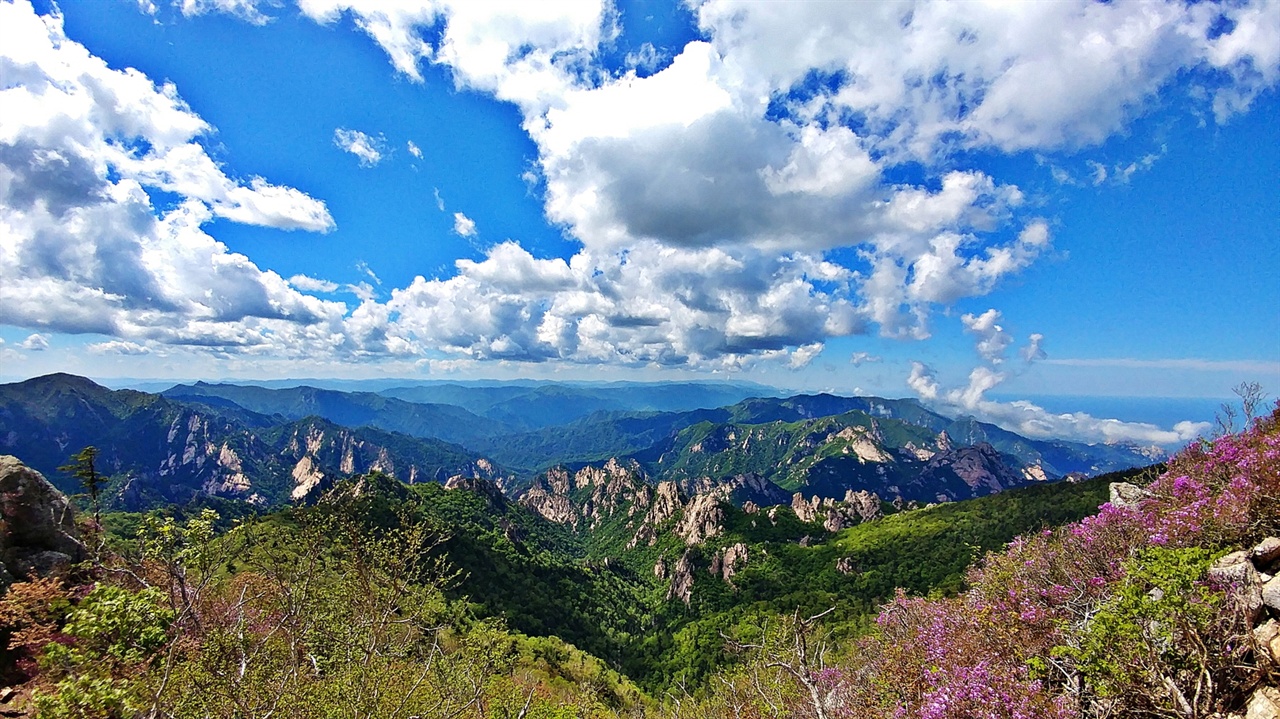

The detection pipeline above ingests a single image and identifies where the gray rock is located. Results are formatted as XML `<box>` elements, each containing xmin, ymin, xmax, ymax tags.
<box><xmin>1109</xmin><ymin>481</ymin><xmax>1148</xmax><ymax>508</ymax></box>
<box><xmin>1248</xmin><ymin>686</ymin><xmax>1280</xmax><ymax>719</ymax></box>
<box><xmin>1263</xmin><ymin>576</ymin><xmax>1280</xmax><ymax>612</ymax></box>
<box><xmin>1209</xmin><ymin>551</ymin><xmax>1257</xmax><ymax>586</ymax></box>
<box><xmin>719</xmin><ymin>543</ymin><xmax>748</xmax><ymax>583</ymax></box>
<box><xmin>0</xmin><ymin>455</ymin><xmax>84</xmax><ymax>585</ymax></box>
<box><xmin>1255</xmin><ymin>620</ymin><xmax>1280</xmax><ymax>665</ymax></box>
<box><xmin>1255</xmin><ymin>538</ymin><xmax>1280</xmax><ymax>568</ymax></box>
<box><xmin>674</xmin><ymin>493</ymin><xmax>725</xmax><ymax>546</ymax></box>
<box><xmin>666</xmin><ymin>551</ymin><xmax>695</xmax><ymax>605</ymax></box>
<box><xmin>1210</xmin><ymin>551</ymin><xmax>1264</xmax><ymax>623</ymax></box>
<box><xmin>10</xmin><ymin>550</ymin><xmax>73</xmax><ymax>580</ymax></box>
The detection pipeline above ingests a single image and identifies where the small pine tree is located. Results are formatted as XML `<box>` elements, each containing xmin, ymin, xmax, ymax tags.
<box><xmin>60</xmin><ymin>446</ymin><xmax>103</xmax><ymax>523</ymax></box>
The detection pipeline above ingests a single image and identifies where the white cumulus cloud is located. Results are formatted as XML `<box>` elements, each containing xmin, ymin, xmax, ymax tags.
<box><xmin>0</xmin><ymin>2</ymin><xmax>372</xmax><ymax>359</ymax></box>
<box><xmin>961</xmin><ymin>309</ymin><xmax>1013</xmax><ymax>364</ymax></box>
<box><xmin>906</xmin><ymin>361</ymin><xmax>1209</xmax><ymax>446</ymax></box>
<box><xmin>18</xmin><ymin>333</ymin><xmax>49</xmax><ymax>351</ymax></box>
<box><xmin>88</xmin><ymin>340</ymin><xmax>152</xmax><ymax>355</ymax></box>
<box><xmin>179</xmin><ymin>0</ymin><xmax>272</xmax><ymax>25</ymax></box>
<box><xmin>452</xmin><ymin>212</ymin><xmax>477</xmax><ymax>237</ymax></box>
<box><xmin>333</xmin><ymin>128</ymin><xmax>385</xmax><ymax>167</ymax></box>
<box><xmin>288</xmin><ymin>274</ymin><xmax>340</xmax><ymax>293</ymax></box>
<box><xmin>7</xmin><ymin>0</ymin><xmax>1279</xmax><ymax>379</ymax></box>
<box><xmin>849</xmin><ymin>352</ymin><xmax>882</xmax><ymax>367</ymax></box>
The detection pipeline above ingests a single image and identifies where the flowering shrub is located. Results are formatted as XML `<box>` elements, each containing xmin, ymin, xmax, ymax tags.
<box><xmin>700</xmin><ymin>406</ymin><xmax>1280</xmax><ymax>718</ymax></box>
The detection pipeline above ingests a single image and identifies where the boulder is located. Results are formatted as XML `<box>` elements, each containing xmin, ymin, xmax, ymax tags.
<box><xmin>0</xmin><ymin>455</ymin><xmax>84</xmax><ymax>585</ymax></box>
<box><xmin>1263</xmin><ymin>576</ymin><xmax>1280</xmax><ymax>613</ymax></box>
<box><xmin>1209</xmin><ymin>551</ymin><xmax>1264</xmax><ymax>623</ymax></box>
<box><xmin>1254</xmin><ymin>538</ymin><xmax>1280</xmax><ymax>568</ymax></box>
<box><xmin>1108</xmin><ymin>482</ymin><xmax>1148</xmax><ymax>509</ymax></box>
<box><xmin>1210</xmin><ymin>551</ymin><xmax>1258</xmax><ymax>586</ymax></box>
<box><xmin>1247</xmin><ymin>687</ymin><xmax>1280</xmax><ymax>719</ymax></box>
<box><xmin>1255</xmin><ymin>620</ymin><xmax>1280</xmax><ymax>665</ymax></box>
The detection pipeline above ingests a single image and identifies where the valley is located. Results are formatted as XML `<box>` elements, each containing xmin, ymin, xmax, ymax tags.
<box><xmin>0</xmin><ymin>372</ymin><xmax>1166</xmax><ymax>694</ymax></box>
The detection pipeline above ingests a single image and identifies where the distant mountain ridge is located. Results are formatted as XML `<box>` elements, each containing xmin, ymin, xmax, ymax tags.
<box><xmin>0</xmin><ymin>374</ymin><xmax>1160</xmax><ymax>515</ymax></box>
<box><xmin>379</xmin><ymin>380</ymin><xmax>782</xmax><ymax>430</ymax></box>
<box><xmin>0</xmin><ymin>374</ymin><xmax>508</xmax><ymax>508</ymax></box>
<box><xmin>473</xmin><ymin>393</ymin><xmax>1163</xmax><ymax>482</ymax></box>
<box><xmin>161</xmin><ymin>382</ymin><xmax>510</xmax><ymax>447</ymax></box>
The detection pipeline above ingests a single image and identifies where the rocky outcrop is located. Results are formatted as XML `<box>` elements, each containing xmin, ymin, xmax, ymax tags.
<box><xmin>0</xmin><ymin>456</ymin><xmax>84</xmax><ymax>586</ymax></box>
<box><xmin>520</xmin><ymin>477</ymin><xmax>579</xmax><ymax>525</ymax></box>
<box><xmin>647</xmin><ymin>482</ymin><xmax>683</xmax><ymax>527</ymax></box>
<box><xmin>1109</xmin><ymin>481</ymin><xmax>1150</xmax><ymax>509</ymax></box>
<box><xmin>667</xmin><ymin>551</ymin><xmax>695</xmax><ymax>604</ymax></box>
<box><xmin>792</xmin><ymin>490</ymin><xmax>882</xmax><ymax>531</ymax></box>
<box><xmin>1021</xmin><ymin>463</ymin><xmax>1049</xmax><ymax>482</ymax></box>
<box><xmin>685</xmin><ymin>472</ymin><xmax>789</xmax><ymax>508</ymax></box>
<box><xmin>579</xmin><ymin>459</ymin><xmax>649</xmax><ymax>529</ymax></box>
<box><xmin>444</xmin><ymin>475</ymin><xmax>507</xmax><ymax>507</ymax></box>
<box><xmin>629</xmin><ymin>481</ymin><xmax>683</xmax><ymax>548</ymax></box>
<box><xmin>843</xmin><ymin>489</ymin><xmax>883</xmax><ymax>523</ymax></box>
<box><xmin>830</xmin><ymin>425</ymin><xmax>892</xmax><ymax>463</ymax></box>
<box><xmin>929</xmin><ymin>443</ymin><xmax>1022</xmax><ymax>493</ymax></box>
<box><xmin>282</xmin><ymin>422</ymin><xmax>511</xmax><ymax>501</ymax></box>
<box><xmin>519</xmin><ymin>458</ymin><xmax>650</xmax><ymax>528</ymax></box>
<box><xmin>709</xmin><ymin>542</ymin><xmax>749</xmax><ymax>584</ymax></box>
<box><xmin>674</xmin><ymin>493</ymin><xmax>725</xmax><ymax>545</ymax></box>
<box><xmin>792</xmin><ymin>492</ymin><xmax>820</xmax><ymax>523</ymax></box>
<box><xmin>1208</xmin><ymin>536</ymin><xmax>1280</xmax><ymax>707</ymax></box>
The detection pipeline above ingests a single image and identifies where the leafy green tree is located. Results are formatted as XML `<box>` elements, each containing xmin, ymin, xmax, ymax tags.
<box><xmin>60</xmin><ymin>446</ymin><xmax>103</xmax><ymax>523</ymax></box>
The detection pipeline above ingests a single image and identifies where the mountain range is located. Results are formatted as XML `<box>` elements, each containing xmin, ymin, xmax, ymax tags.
<box><xmin>0</xmin><ymin>371</ymin><xmax>1180</xmax><ymax>693</ymax></box>
<box><xmin>0</xmin><ymin>373</ymin><xmax>1161</xmax><ymax>513</ymax></box>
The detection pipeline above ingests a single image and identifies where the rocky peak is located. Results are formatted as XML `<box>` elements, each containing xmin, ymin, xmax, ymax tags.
<box><xmin>581</xmin><ymin>466</ymin><xmax>648</xmax><ymax>528</ymax></box>
<box><xmin>792</xmin><ymin>492</ymin><xmax>821</xmax><ymax>523</ymax></box>
<box><xmin>667</xmin><ymin>550</ymin><xmax>695</xmax><ymax>604</ymax></box>
<box><xmin>830</xmin><ymin>425</ymin><xmax>893</xmax><ymax>464</ymax></box>
<box><xmin>674</xmin><ymin>492</ymin><xmax>725</xmax><ymax>545</ymax></box>
<box><xmin>921</xmin><ymin>442</ymin><xmax>1023</xmax><ymax>497</ymax></box>
<box><xmin>686</xmin><ymin>471</ymin><xmax>790</xmax><ymax>508</ymax></box>
<box><xmin>648</xmin><ymin>481</ymin><xmax>682</xmax><ymax>525</ymax></box>
<box><xmin>792</xmin><ymin>489</ymin><xmax>882</xmax><ymax>531</ymax></box>
<box><xmin>709</xmin><ymin>542</ymin><xmax>749</xmax><ymax>585</ymax></box>
<box><xmin>574</xmin><ymin>457</ymin><xmax>638</xmax><ymax>489</ymax></box>
<box><xmin>545</xmin><ymin>466</ymin><xmax>571</xmax><ymax>495</ymax></box>
<box><xmin>627</xmin><ymin>481</ymin><xmax>685</xmax><ymax>548</ymax></box>
<box><xmin>519</xmin><ymin>477</ymin><xmax>579</xmax><ymax>526</ymax></box>
<box><xmin>444</xmin><ymin>475</ymin><xmax>507</xmax><ymax>507</ymax></box>
<box><xmin>520</xmin><ymin>458</ymin><xmax>651</xmax><ymax>528</ymax></box>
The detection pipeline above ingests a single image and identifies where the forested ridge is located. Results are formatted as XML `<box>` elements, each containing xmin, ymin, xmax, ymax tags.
<box><xmin>3</xmin><ymin>376</ymin><xmax>1276</xmax><ymax>717</ymax></box>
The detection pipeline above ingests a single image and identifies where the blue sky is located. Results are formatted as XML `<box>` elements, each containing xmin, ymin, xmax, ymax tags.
<box><xmin>0</xmin><ymin>0</ymin><xmax>1277</xmax><ymax>444</ymax></box>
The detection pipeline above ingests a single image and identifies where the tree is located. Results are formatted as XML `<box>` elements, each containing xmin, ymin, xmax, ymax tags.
<box><xmin>61</xmin><ymin>446</ymin><xmax>103</xmax><ymax>523</ymax></box>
